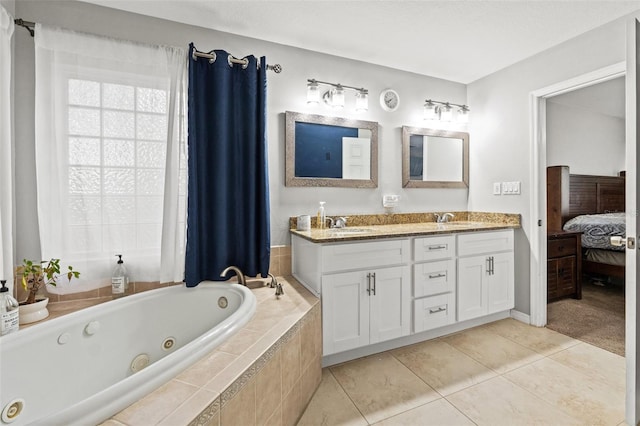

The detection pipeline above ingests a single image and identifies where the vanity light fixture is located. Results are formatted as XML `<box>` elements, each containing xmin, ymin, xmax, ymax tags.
<box><xmin>423</xmin><ymin>99</ymin><xmax>470</xmax><ymax>123</ymax></box>
<box><xmin>307</xmin><ymin>79</ymin><xmax>369</xmax><ymax>111</ymax></box>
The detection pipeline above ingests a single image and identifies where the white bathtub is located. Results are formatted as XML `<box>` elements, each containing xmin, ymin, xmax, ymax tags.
<box><xmin>0</xmin><ymin>282</ymin><xmax>256</xmax><ymax>425</ymax></box>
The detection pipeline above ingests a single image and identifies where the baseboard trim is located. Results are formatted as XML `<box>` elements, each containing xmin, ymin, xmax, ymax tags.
<box><xmin>510</xmin><ymin>309</ymin><xmax>531</xmax><ymax>324</ymax></box>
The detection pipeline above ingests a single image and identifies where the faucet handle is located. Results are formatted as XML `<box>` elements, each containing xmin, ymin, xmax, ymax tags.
<box><xmin>434</xmin><ymin>213</ymin><xmax>442</xmax><ymax>223</ymax></box>
<box><xmin>325</xmin><ymin>217</ymin><xmax>335</xmax><ymax>228</ymax></box>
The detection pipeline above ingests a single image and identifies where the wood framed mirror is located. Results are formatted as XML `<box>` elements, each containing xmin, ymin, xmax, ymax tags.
<box><xmin>285</xmin><ymin>111</ymin><xmax>378</xmax><ymax>188</ymax></box>
<box><xmin>402</xmin><ymin>126</ymin><xmax>469</xmax><ymax>188</ymax></box>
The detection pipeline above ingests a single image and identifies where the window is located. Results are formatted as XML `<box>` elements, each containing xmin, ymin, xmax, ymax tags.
<box><xmin>66</xmin><ymin>78</ymin><xmax>171</xmax><ymax>258</ymax></box>
<box><xmin>34</xmin><ymin>26</ymin><xmax>187</xmax><ymax>290</ymax></box>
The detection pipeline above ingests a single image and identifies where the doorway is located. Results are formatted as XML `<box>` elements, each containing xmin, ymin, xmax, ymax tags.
<box><xmin>543</xmin><ymin>77</ymin><xmax>625</xmax><ymax>356</ymax></box>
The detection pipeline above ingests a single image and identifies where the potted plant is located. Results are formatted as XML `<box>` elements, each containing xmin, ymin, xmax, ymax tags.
<box><xmin>17</xmin><ymin>258</ymin><xmax>80</xmax><ymax>324</ymax></box>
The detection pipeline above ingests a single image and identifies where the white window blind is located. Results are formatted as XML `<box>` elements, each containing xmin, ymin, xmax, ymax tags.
<box><xmin>34</xmin><ymin>25</ymin><xmax>187</xmax><ymax>293</ymax></box>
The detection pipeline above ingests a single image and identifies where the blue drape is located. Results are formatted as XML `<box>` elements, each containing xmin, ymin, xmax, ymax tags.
<box><xmin>185</xmin><ymin>45</ymin><xmax>270</xmax><ymax>287</ymax></box>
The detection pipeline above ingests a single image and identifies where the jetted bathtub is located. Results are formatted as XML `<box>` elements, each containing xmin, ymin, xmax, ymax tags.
<box><xmin>0</xmin><ymin>282</ymin><xmax>256</xmax><ymax>425</ymax></box>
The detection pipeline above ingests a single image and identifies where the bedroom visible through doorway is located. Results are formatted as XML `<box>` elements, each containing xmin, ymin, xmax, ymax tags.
<box><xmin>544</xmin><ymin>76</ymin><xmax>626</xmax><ymax>356</ymax></box>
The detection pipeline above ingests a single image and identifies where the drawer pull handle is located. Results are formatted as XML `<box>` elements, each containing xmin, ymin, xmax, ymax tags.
<box><xmin>366</xmin><ymin>273</ymin><xmax>371</xmax><ymax>295</ymax></box>
<box><xmin>372</xmin><ymin>272</ymin><xmax>376</xmax><ymax>296</ymax></box>
<box><xmin>428</xmin><ymin>273</ymin><xmax>446</xmax><ymax>279</ymax></box>
<box><xmin>429</xmin><ymin>306</ymin><xmax>446</xmax><ymax>314</ymax></box>
<box><xmin>428</xmin><ymin>245</ymin><xmax>447</xmax><ymax>251</ymax></box>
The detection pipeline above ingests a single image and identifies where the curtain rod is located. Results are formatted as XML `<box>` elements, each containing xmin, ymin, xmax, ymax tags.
<box><xmin>14</xmin><ymin>18</ymin><xmax>35</xmax><ymax>37</ymax></box>
<box><xmin>192</xmin><ymin>49</ymin><xmax>282</xmax><ymax>73</ymax></box>
<box><xmin>13</xmin><ymin>19</ymin><xmax>283</xmax><ymax>73</ymax></box>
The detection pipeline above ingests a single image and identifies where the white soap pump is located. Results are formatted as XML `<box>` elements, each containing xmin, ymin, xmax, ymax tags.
<box><xmin>111</xmin><ymin>254</ymin><xmax>129</xmax><ymax>297</ymax></box>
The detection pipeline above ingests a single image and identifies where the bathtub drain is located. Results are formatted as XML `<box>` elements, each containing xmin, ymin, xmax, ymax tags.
<box><xmin>130</xmin><ymin>354</ymin><xmax>150</xmax><ymax>373</ymax></box>
<box><xmin>162</xmin><ymin>337</ymin><xmax>176</xmax><ymax>351</ymax></box>
<box><xmin>218</xmin><ymin>297</ymin><xmax>228</xmax><ymax>309</ymax></box>
<box><xmin>1</xmin><ymin>398</ymin><xmax>25</xmax><ymax>423</ymax></box>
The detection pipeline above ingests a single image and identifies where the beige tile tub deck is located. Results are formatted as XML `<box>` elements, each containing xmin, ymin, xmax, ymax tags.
<box><xmin>102</xmin><ymin>277</ymin><xmax>320</xmax><ymax>426</ymax></box>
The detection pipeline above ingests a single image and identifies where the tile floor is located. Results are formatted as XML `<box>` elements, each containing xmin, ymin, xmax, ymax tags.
<box><xmin>297</xmin><ymin>318</ymin><xmax>626</xmax><ymax>426</ymax></box>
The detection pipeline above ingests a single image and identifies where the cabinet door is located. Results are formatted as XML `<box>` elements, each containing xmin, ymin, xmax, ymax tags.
<box><xmin>457</xmin><ymin>255</ymin><xmax>489</xmax><ymax>321</ymax></box>
<box><xmin>487</xmin><ymin>251</ymin><xmax>514</xmax><ymax>313</ymax></box>
<box><xmin>369</xmin><ymin>266</ymin><xmax>411</xmax><ymax>344</ymax></box>
<box><xmin>322</xmin><ymin>271</ymin><xmax>370</xmax><ymax>355</ymax></box>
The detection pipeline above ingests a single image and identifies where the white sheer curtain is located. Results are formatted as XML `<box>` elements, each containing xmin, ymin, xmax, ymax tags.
<box><xmin>0</xmin><ymin>6</ymin><xmax>14</xmax><ymax>291</ymax></box>
<box><xmin>34</xmin><ymin>24</ymin><xmax>187</xmax><ymax>293</ymax></box>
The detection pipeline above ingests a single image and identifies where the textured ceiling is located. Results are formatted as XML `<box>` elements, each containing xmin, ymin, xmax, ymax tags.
<box><xmin>80</xmin><ymin>0</ymin><xmax>640</xmax><ymax>84</ymax></box>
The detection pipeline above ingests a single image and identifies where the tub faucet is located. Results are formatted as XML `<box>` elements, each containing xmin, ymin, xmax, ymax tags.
<box><xmin>220</xmin><ymin>266</ymin><xmax>246</xmax><ymax>286</ymax></box>
<box><xmin>435</xmin><ymin>213</ymin><xmax>455</xmax><ymax>223</ymax></box>
<box><xmin>267</xmin><ymin>273</ymin><xmax>284</xmax><ymax>297</ymax></box>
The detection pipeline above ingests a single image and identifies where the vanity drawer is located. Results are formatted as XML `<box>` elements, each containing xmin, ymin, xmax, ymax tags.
<box><xmin>414</xmin><ymin>235</ymin><xmax>455</xmax><ymax>262</ymax></box>
<box><xmin>321</xmin><ymin>239</ymin><xmax>410</xmax><ymax>273</ymax></box>
<box><xmin>413</xmin><ymin>293</ymin><xmax>456</xmax><ymax>333</ymax></box>
<box><xmin>548</xmin><ymin>238</ymin><xmax>577</xmax><ymax>258</ymax></box>
<box><xmin>413</xmin><ymin>260</ymin><xmax>455</xmax><ymax>297</ymax></box>
<box><xmin>457</xmin><ymin>230</ymin><xmax>514</xmax><ymax>257</ymax></box>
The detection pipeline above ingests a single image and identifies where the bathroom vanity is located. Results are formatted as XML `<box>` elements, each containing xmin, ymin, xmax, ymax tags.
<box><xmin>290</xmin><ymin>215</ymin><xmax>518</xmax><ymax>365</ymax></box>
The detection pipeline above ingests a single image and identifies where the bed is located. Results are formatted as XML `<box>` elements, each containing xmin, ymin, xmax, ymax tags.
<box><xmin>547</xmin><ymin>165</ymin><xmax>626</xmax><ymax>279</ymax></box>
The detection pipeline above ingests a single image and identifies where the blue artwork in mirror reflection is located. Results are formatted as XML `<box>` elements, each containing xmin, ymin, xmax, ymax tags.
<box><xmin>294</xmin><ymin>122</ymin><xmax>358</xmax><ymax>178</ymax></box>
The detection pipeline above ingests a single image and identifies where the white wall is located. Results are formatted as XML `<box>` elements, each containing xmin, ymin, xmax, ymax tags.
<box><xmin>0</xmin><ymin>0</ymin><xmax>14</xmax><ymax>14</ymax></box>
<box><xmin>546</xmin><ymin>101</ymin><xmax>625</xmax><ymax>175</ymax></box>
<box><xmin>13</xmin><ymin>0</ymin><xmax>468</xmax><ymax>262</ymax></box>
<box><xmin>467</xmin><ymin>11</ymin><xmax>638</xmax><ymax>314</ymax></box>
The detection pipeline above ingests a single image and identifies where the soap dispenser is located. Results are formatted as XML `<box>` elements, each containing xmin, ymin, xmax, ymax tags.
<box><xmin>112</xmin><ymin>255</ymin><xmax>129</xmax><ymax>298</ymax></box>
<box><xmin>0</xmin><ymin>280</ymin><xmax>19</xmax><ymax>335</ymax></box>
<box><xmin>317</xmin><ymin>201</ymin><xmax>326</xmax><ymax>229</ymax></box>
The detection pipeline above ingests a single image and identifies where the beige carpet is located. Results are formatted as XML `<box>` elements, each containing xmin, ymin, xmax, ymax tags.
<box><xmin>546</xmin><ymin>279</ymin><xmax>625</xmax><ymax>357</ymax></box>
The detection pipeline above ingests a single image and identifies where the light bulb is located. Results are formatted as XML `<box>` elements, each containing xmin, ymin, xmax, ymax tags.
<box><xmin>440</xmin><ymin>104</ymin><xmax>453</xmax><ymax>122</ymax></box>
<box><xmin>423</xmin><ymin>101</ymin><xmax>437</xmax><ymax>120</ymax></box>
<box><xmin>306</xmin><ymin>80</ymin><xmax>320</xmax><ymax>104</ymax></box>
<box><xmin>331</xmin><ymin>86</ymin><xmax>345</xmax><ymax>109</ymax></box>
<box><xmin>457</xmin><ymin>106</ymin><xmax>469</xmax><ymax>123</ymax></box>
<box><xmin>355</xmin><ymin>90</ymin><xmax>368</xmax><ymax>111</ymax></box>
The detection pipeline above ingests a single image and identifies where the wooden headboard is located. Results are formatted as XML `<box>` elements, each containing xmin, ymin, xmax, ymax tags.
<box><xmin>547</xmin><ymin>165</ymin><xmax>625</xmax><ymax>231</ymax></box>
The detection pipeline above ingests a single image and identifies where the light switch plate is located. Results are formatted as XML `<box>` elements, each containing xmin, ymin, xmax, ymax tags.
<box><xmin>493</xmin><ymin>182</ymin><xmax>502</xmax><ymax>195</ymax></box>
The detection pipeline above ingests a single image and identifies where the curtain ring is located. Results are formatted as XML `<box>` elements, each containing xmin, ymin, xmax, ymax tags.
<box><xmin>207</xmin><ymin>51</ymin><xmax>216</xmax><ymax>64</ymax></box>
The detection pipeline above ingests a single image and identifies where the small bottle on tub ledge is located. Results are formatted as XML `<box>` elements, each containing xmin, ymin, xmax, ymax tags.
<box><xmin>0</xmin><ymin>280</ymin><xmax>19</xmax><ymax>335</ymax></box>
<box><xmin>111</xmin><ymin>254</ymin><xmax>129</xmax><ymax>298</ymax></box>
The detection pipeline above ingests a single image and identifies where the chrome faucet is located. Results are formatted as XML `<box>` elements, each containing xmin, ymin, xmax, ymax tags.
<box><xmin>334</xmin><ymin>217</ymin><xmax>348</xmax><ymax>228</ymax></box>
<box><xmin>434</xmin><ymin>213</ymin><xmax>455</xmax><ymax>223</ymax></box>
<box><xmin>325</xmin><ymin>217</ymin><xmax>334</xmax><ymax>229</ymax></box>
<box><xmin>220</xmin><ymin>266</ymin><xmax>246</xmax><ymax>286</ymax></box>
<box><xmin>267</xmin><ymin>273</ymin><xmax>284</xmax><ymax>297</ymax></box>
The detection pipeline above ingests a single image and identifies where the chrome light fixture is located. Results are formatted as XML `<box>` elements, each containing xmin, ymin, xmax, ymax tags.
<box><xmin>307</xmin><ymin>79</ymin><xmax>368</xmax><ymax>111</ymax></box>
<box><xmin>423</xmin><ymin>99</ymin><xmax>470</xmax><ymax>123</ymax></box>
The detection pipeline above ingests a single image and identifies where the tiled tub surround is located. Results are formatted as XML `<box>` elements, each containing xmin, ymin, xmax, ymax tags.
<box><xmin>12</xmin><ymin>246</ymin><xmax>292</xmax><ymax>309</ymax></box>
<box><xmin>102</xmin><ymin>278</ymin><xmax>321</xmax><ymax>426</ymax></box>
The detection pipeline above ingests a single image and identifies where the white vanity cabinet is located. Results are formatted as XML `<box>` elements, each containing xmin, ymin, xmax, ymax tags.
<box><xmin>291</xmin><ymin>226</ymin><xmax>515</xmax><ymax>361</ymax></box>
<box><xmin>291</xmin><ymin>236</ymin><xmax>411</xmax><ymax>356</ymax></box>
<box><xmin>457</xmin><ymin>230</ymin><xmax>514</xmax><ymax>321</ymax></box>
<box><xmin>412</xmin><ymin>235</ymin><xmax>456</xmax><ymax>333</ymax></box>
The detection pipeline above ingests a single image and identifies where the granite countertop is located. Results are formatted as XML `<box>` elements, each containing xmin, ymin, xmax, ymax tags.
<box><xmin>290</xmin><ymin>221</ymin><xmax>519</xmax><ymax>243</ymax></box>
<box><xmin>288</xmin><ymin>212</ymin><xmax>521</xmax><ymax>244</ymax></box>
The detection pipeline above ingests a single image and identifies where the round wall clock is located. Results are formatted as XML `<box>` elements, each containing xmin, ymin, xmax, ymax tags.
<box><xmin>380</xmin><ymin>89</ymin><xmax>400</xmax><ymax>112</ymax></box>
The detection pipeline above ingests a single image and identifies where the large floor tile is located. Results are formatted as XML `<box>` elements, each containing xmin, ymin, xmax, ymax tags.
<box><xmin>373</xmin><ymin>398</ymin><xmax>475</xmax><ymax>426</ymax></box>
<box><xmin>484</xmin><ymin>318</ymin><xmax>581</xmax><ymax>356</ymax></box>
<box><xmin>330</xmin><ymin>352</ymin><xmax>440</xmax><ymax>424</ymax></box>
<box><xmin>505</xmin><ymin>357</ymin><xmax>625</xmax><ymax>425</ymax></box>
<box><xmin>392</xmin><ymin>339</ymin><xmax>497</xmax><ymax>396</ymax></box>
<box><xmin>442</xmin><ymin>326</ymin><xmax>544</xmax><ymax>374</ymax></box>
<box><xmin>550</xmin><ymin>342</ymin><xmax>625</xmax><ymax>393</ymax></box>
<box><xmin>447</xmin><ymin>376</ymin><xmax>582</xmax><ymax>426</ymax></box>
<box><xmin>297</xmin><ymin>369</ymin><xmax>366</xmax><ymax>426</ymax></box>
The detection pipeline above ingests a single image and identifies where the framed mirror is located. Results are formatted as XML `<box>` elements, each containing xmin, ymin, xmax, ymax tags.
<box><xmin>285</xmin><ymin>111</ymin><xmax>378</xmax><ymax>188</ymax></box>
<box><xmin>402</xmin><ymin>126</ymin><xmax>469</xmax><ymax>188</ymax></box>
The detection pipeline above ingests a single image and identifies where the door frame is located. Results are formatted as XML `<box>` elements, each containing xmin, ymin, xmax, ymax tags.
<box><xmin>529</xmin><ymin>61</ymin><xmax>626</xmax><ymax>327</ymax></box>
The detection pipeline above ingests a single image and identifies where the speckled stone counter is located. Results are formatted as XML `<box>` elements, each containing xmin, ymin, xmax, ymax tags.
<box><xmin>289</xmin><ymin>212</ymin><xmax>521</xmax><ymax>243</ymax></box>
